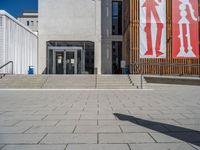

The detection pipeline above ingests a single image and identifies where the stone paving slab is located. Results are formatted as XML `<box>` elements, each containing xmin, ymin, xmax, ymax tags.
<box><xmin>129</xmin><ymin>143</ymin><xmax>197</xmax><ymax>150</ymax></box>
<box><xmin>41</xmin><ymin>134</ymin><xmax>97</xmax><ymax>144</ymax></box>
<box><xmin>120</xmin><ymin>125</ymin><xmax>168</xmax><ymax>133</ymax></box>
<box><xmin>57</xmin><ymin>120</ymin><xmax>97</xmax><ymax>126</ymax></box>
<box><xmin>174</xmin><ymin>119</ymin><xmax>200</xmax><ymax>125</ymax></box>
<box><xmin>149</xmin><ymin>114</ymin><xmax>187</xmax><ymax>119</ymax></box>
<box><xmin>190</xmin><ymin>144</ymin><xmax>200</xmax><ymax>150</ymax></box>
<box><xmin>67</xmin><ymin>110</ymin><xmax>98</xmax><ymax>115</ymax></box>
<box><xmin>0</xmin><ymin>126</ymin><xmax>30</xmax><ymax>133</ymax></box>
<box><xmin>26</xmin><ymin>126</ymin><xmax>75</xmax><ymax>134</ymax></box>
<box><xmin>34</xmin><ymin>110</ymin><xmax>67</xmax><ymax>115</ymax></box>
<box><xmin>15</xmin><ymin>120</ymin><xmax>59</xmax><ymax>127</ymax></box>
<box><xmin>44</xmin><ymin>115</ymin><xmax>80</xmax><ymax>120</ymax></box>
<box><xmin>66</xmin><ymin>144</ymin><xmax>130</xmax><ymax>150</ymax></box>
<box><xmin>80</xmin><ymin>114</ymin><xmax>116</xmax><ymax>120</ymax></box>
<box><xmin>1</xmin><ymin>145</ymin><xmax>66</xmax><ymax>150</ymax></box>
<box><xmin>150</xmin><ymin>132</ymin><xmax>200</xmax><ymax>143</ymax></box>
<box><xmin>74</xmin><ymin>126</ymin><xmax>121</xmax><ymax>133</ymax></box>
<box><xmin>0</xmin><ymin>115</ymin><xmax>46</xmax><ymax>121</ymax></box>
<box><xmin>99</xmin><ymin>133</ymin><xmax>155</xmax><ymax>143</ymax></box>
<box><xmin>98</xmin><ymin>120</ymin><xmax>135</xmax><ymax>126</ymax></box>
<box><xmin>0</xmin><ymin>86</ymin><xmax>199</xmax><ymax>149</ymax></box>
<box><xmin>0</xmin><ymin>134</ymin><xmax>45</xmax><ymax>144</ymax></box>
<box><xmin>0</xmin><ymin>120</ymin><xmax>19</xmax><ymax>127</ymax></box>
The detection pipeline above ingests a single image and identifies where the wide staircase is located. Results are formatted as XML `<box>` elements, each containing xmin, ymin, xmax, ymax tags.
<box><xmin>0</xmin><ymin>75</ymin><xmax>136</xmax><ymax>89</ymax></box>
<box><xmin>96</xmin><ymin>75</ymin><xmax>134</xmax><ymax>89</ymax></box>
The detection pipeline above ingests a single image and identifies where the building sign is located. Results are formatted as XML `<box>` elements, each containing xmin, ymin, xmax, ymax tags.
<box><xmin>140</xmin><ymin>0</ymin><xmax>166</xmax><ymax>58</ymax></box>
<box><xmin>172</xmin><ymin>0</ymin><xmax>199</xmax><ymax>58</ymax></box>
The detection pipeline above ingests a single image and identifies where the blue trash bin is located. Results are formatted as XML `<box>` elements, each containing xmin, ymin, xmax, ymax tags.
<box><xmin>28</xmin><ymin>66</ymin><xmax>34</xmax><ymax>75</ymax></box>
<box><xmin>125</xmin><ymin>67</ymin><xmax>129</xmax><ymax>74</ymax></box>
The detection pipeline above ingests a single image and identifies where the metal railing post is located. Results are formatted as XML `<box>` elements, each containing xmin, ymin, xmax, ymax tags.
<box><xmin>140</xmin><ymin>63</ymin><xmax>143</xmax><ymax>89</ymax></box>
<box><xmin>0</xmin><ymin>61</ymin><xmax>14</xmax><ymax>75</ymax></box>
<box><xmin>11</xmin><ymin>61</ymin><xmax>13</xmax><ymax>75</ymax></box>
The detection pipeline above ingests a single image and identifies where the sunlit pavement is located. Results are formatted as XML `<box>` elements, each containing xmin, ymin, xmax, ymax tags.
<box><xmin>0</xmin><ymin>85</ymin><xmax>200</xmax><ymax>150</ymax></box>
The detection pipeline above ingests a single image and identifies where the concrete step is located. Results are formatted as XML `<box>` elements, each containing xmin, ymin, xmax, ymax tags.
<box><xmin>0</xmin><ymin>75</ymin><xmax>135</xmax><ymax>89</ymax></box>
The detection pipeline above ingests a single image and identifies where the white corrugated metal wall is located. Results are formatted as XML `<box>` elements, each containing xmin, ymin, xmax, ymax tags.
<box><xmin>0</xmin><ymin>11</ymin><xmax>37</xmax><ymax>74</ymax></box>
<box><xmin>0</xmin><ymin>16</ymin><xmax>5</xmax><ymax>73</ymax></box>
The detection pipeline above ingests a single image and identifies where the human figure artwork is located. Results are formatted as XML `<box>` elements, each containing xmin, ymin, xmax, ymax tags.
<box><xmin>172</xmin><ymin>0</ymin><xmax>199</xmax><ymax>58</ymax></box>
<box><xmin>140</xmin><ymin>0</ymin><xmax>166</xmax><ymax>58</ymax></box>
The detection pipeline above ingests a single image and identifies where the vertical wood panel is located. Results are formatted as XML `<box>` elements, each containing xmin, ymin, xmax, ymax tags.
<box><xmin>123</xmin><ymin>0</ymin><xmax>200</xmax><ymax>75</ymax></box>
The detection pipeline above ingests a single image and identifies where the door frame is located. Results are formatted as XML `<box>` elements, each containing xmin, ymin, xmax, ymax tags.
<box><xmin>48</xmin><ymin>47</ymin><xmax>84</xmax><ymax>74</ymax></box>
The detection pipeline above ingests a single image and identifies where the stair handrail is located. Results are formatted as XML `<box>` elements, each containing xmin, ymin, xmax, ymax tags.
<box><xmin>0</xmin><ymin>61</ymin><xmax>14</xmax><ymax>75</ymax></box>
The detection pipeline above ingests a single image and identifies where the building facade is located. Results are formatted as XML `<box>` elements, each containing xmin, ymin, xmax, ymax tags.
<box><xmin>38</xmin><ymin>0</ymin><xmax>123</xmax><ymax>74</ymax></box>
<box><xmin>17</xmin><ymin>12</ymin><xmax>38</xmax><ymax>35</ymax></box>
<box><xmin>0</xmin><ymin>10</ymin><xmax>37</xmax><ymax>74</ymax></box>
<box><xmin>123</xmin><ymin>0</ymin><xmax>200</xmax><ymax>75</ymax></box>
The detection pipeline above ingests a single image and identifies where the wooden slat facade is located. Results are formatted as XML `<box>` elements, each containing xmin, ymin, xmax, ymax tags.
<box><xmin>123</xmin><ymin>0</ymin><xmax>200</xmax><ymax>75</ymax></box>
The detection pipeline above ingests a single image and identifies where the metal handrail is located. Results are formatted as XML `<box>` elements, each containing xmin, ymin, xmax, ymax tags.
<box><xmin>131</xmin><ymin>62</ymin><xmax>200</xmax><ymax>68</ymax></box>
<box><xmin>130</xmin><ymin>62</ymin><xmax>200</xmax><ymax>89</ymax></box>
<box><xmin>0</xmin><ymin>61</ymin><xmax>14</xmax><ymax>75</ymax></box>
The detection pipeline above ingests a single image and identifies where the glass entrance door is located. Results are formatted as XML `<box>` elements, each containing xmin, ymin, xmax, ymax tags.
<box><xmin>53</xmin><ymin>50</ymin><xmax>78</xmax><ymax>74</ymax></box>
<box><xmin>55</xmin><ymin>52</ymin><xmax>64</xmax><ymax>74</ymax></box>
<box><xmin>66</xmin><ymin>51</ymin><xmax>77</xmax><ymax>74</ymax></box>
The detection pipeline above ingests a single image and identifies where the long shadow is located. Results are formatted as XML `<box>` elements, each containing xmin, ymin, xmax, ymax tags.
<box><xmin>114</xmin><ymin>113</ymin><xmax>200</xmax><ymax>147</ymax></box>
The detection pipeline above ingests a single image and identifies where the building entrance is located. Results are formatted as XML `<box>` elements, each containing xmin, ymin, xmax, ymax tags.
<box><xmin>48</xmin><ymin>47</ymin><xmax>85</xmax><ymax>74</ymax></box>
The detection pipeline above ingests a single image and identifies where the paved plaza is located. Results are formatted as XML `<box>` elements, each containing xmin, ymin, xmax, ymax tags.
<box><xmin>0</xmin><ymin>85</ymin><xmax>200</xmax><ymax>150</ymax></box>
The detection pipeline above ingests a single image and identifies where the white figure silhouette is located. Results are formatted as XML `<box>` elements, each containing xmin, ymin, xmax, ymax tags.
<box><xmin>177</xmin><ymin>0</ymin><xmax>197</xmax><ymax>57</ymax></box>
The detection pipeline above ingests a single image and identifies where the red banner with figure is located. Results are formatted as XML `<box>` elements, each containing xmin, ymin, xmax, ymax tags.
<box><xmin>140</xmin><ymin>0</ymin><xmax>166</xmax><ymax>58</ymax></box>
<box><xmin>172</xmin><ymin>0</ymin><xmax>199</xmax><ymax>58</ymax></box>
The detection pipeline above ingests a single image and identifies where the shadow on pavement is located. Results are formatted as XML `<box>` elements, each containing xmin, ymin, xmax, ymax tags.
<box><xmin>114</xmin><ymin>113</ymin><xmax>200</xmax><ymax>147</ymax></box>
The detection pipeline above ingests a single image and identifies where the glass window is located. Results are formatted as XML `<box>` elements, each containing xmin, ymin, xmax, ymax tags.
<box><xmin>112</xmin><ymin>41</ymin><xmax>122</xmax><ymax>74</ymax></box>
<box><xmin>31</xmin><ymin>21</ymin><xmax>34</xmax><ymax>26</ymax></box>
<box><xmin>0</xmin><ymin>17</ymin><xmax>2</xmax><ymax>26</ymax></box>
<box><xmin>27</xmin><ymin>21</ymin><xmax>29</xmax><ymax>26</ymax></box>
<box><xmin>112</xmin><ymin>1</ymin><xmax>122</xmax><ymax>35</ymax></box>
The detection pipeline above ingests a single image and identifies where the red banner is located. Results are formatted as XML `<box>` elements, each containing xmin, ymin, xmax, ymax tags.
<box><xmin>172</xmin><ymin>0</ymin><xmax>199</xmax><ymax>58</ymax></box>
<box><xmin>140</xmin><ymin>0</ymin><xmax>166</xmax><ymax>58</ymax></box>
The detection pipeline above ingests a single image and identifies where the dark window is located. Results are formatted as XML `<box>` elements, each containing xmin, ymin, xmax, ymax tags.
<box><xmin>112</xmin><ymin>1</ymin><xmax>122</xmax><ymax>35</ymax></box>
<box><xmin>112</xmin><ymin>41</ymin><xmax>122</xmax><ymax>74</ymax></box>
<box><xmin>27</xmin><ymin>21</ymin><xmax>30</xmax><ymax>26</ymax></box>
<box><xmin>0</xmin><ymin>17</ymin><xmax>2</xmax><ymax>26</ymax></box>
<box><xmin>31</xmin><ymin>21</ymin><xmax>34</xmax><ymax>26</ymax></box>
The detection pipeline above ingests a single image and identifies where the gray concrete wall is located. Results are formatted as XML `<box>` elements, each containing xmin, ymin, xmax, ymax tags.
<box><xmin>101</xmin><ymin>0</ymin><xmax>123</xmax><ymax>74</ymax></box>
<box><xmin>38</xmin><ymin>0</ymin><xmax>101</xmax><ymax>74</ymax></box>
<box><xmin>18</xmin><ymin>17</ymin><xmax>38</xmax><ymax>33</ymax></box>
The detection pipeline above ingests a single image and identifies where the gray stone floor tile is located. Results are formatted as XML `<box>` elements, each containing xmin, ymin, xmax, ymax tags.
<box><xmin>1</xmin><ymin>145</ymin><xmax>66</xmax><ymax>150</ymax></box>
<box><xmin>175</xmin><ymin>119</ymin><xmax>200</xmax><ymax>125</ymax></box>
<box><xmin>15</xmin><ymin>120</ymin><xmax>59</xmax><ymax>127</ymax></box>
<box><xmin>120</xmin><ymin>125</ymin><xmax>168</xmax><ymax>133</ymax></box>
<box><xmin>74</xmin><ymin>126</ymin><xmax>121</xmax><ymax>133</ymax></box>
<box><xmin>0</xmin><ymin>121</ymin><xmax>19</xmax><ymax>127</ymax></box>
<box><xmin>34</xmin><ymin>110</ymin><xmax>67</xmax><ymax>115</ymax></box>
<box><xmin>0</xmin><ymin>115</ymin><xmax>45</xmax><ymax>121</ymax></box>
<box><xmin>41</xmin><ymin>134</ymin><xmax>97</xmax><ymax>144</ymax></box>
<box><xmin>57</xmin><ymin>120</ymin><xmax>97</xmax><ymax>126</ymax></box>
<box><xmin>149</xmin><ymin>114</ymin><xmax>187</xmax><ymax>119</ymax></box>
<box><xmin>26</xmin><ymin>126</ymin><xmax>75</xmax><ymax>133</ymax></box>
<box><xmin>66</xmin><ymin>144</ymin><xmax>130</xmax><ymax>150</ymax></box>
<box><xmin>150</xmin><ymin>132</ymin><xmax>200</xmax><ymax>143</ymax></box>
<box><xmin>99</xmin><ymin>120</ymin><xmax>135</xmax><ymax>126</ymax></box>
<box><xmin>99</xmin><ymin>133</ymin><xmax>155</xmax><ymax>143</ymax></box>
<box><xmin>0</xmin><ymin>126</ymin><xmax>30</xmax><ymax>133</ymax></box>
<box><xmin>190</xmin><ymin>144</ymin><xmax>200</xmax><ymax>150</ymax></box>
<box><xmin>44</xmin><ymin>115</ymin><xmax>80</xmax><ymax>120</ymax></box>
<box><xmin>0</xmin><ymin>134</ymin><xmax>45</xmax><ymax>144</ymax></box>
<box><xmin>129</xmin><ymin>143</ymin><xmax>197</xmax><ymax>150</ymax></box>
<box><xmin>0</xmin><ymin>86</ymin><xmax>199</xmax><ymax>147</ymax></box>
<box><xmin>80</xmin><ymin>115</ymin><xmax>116</xmax><ymax>120</ymax></box>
